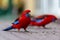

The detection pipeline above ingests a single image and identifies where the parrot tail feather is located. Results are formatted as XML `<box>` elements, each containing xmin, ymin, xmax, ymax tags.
<box><xmin>3</xmin><ymin>26</ymin><xmax>13</xmax><ymax>31</ymax></box>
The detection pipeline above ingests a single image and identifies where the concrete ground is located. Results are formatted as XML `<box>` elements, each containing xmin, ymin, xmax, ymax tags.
<box><xmin>0</xmin><ymin>21</ymin><xmax>60</xmax><ymax>40</ymax></box>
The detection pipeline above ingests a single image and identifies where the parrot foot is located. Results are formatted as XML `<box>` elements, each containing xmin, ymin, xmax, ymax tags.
<box><xmin>24</xmin><ymin>28</ymin><xmax>29</xmax><ymax>32</ymax></box>
<box><xmin>25</xmin><ymin>30</ymin><xmax>29</xmax><ymax>32</ymax></box>
<box><xmin>42</xmin><ymin>25</ymin><xmax>48</xmax><ymax>29</ymax></box>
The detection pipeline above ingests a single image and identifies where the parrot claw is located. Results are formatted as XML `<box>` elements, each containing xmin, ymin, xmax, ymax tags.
<box><xmin>25</xmin><ymin>30</ymin><xmax>29</xmax><ymax>32</ymax></box>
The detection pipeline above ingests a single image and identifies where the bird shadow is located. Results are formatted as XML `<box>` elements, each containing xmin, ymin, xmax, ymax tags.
<box><xmin>6</xmin><ymin>31</ymin><xmax>38</xmax><ymax>34</ymax></box>
<box><xmin>36</xmin><ymin>27</ymin><xmax>52</xmax><ymax>30</ymax></box>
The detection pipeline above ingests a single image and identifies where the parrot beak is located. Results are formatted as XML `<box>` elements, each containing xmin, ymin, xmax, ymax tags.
<box><xmin>29</xmin><ymin>14</ymin><xmax>33</xmax><ymax>17</ymax></box>
<box><xmin>30</xmin><ymin>15</ymin><xmax>34</xmax><ymax>18</ymax></box>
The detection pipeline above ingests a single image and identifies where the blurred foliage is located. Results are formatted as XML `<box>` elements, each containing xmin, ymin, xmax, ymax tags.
<box><xmin>0</xmin><ymin>0</ymin><xmax>12</xmax><ymax>16</ymax></box>
<box><xmin>0</xmin><ymin>0</ymin><xmax>24</xmax><ymax>16</ymax></box>
<box><xmin>0</xmin><ymin>0</ymin><xmax>25</xmax><ymax>21</ymax></box>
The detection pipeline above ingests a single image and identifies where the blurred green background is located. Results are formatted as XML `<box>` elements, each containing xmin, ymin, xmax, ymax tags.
<box><xmin>0</xmin><ymin>0</ymin><xmax>24</xmax><ymax>22</ymax></box>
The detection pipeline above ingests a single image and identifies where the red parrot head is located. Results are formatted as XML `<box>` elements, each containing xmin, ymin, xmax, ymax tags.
<box><xmin>24</xmin><ymin>10</ymin><xmax>31</xmax><ymax>13</ymax></box>
<box><xmin>21</xmin><ymin>10</ymin><xmax>31</xmax><ymax>17</ymax></box>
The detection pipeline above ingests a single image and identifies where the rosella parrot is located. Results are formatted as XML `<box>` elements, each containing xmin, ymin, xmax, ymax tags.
<box><xmin>30</xmin><ymin>14</ymin><xmax>57</xmax><ymax>28</ymax></box>
<box><xmin>3</xmin><ymin>10</ymin><xmax>31</xmax><ymax>32</ymax></box>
